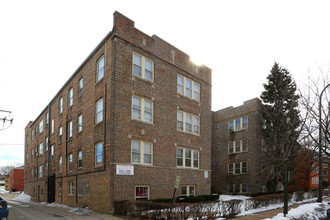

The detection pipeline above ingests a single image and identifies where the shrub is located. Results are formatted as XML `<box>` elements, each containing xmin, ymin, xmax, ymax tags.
<box><xmin>113</xmin><ymin>200</ymin><xmax>133</xmax><ymax>215</ymax></box>
<box><xmin>176</xmin><ymin>194</ymin><xmax>219</xmax><ymax>203</ymax></box>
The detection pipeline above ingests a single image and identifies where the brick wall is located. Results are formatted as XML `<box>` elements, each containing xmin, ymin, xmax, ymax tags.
<box><xmin>10</xmin><ymin>169</ymin><xmax>24</xmax><ymax>192</ymax></box>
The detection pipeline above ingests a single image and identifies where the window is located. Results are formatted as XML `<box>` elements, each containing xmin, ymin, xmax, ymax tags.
<box><xmin>312</xmin><ymin>177</ymin><xmax>315</xmax><ymax>184</ymax></box>
<box><xmin>46</xmin><ymin>112</ymin><xmax>49</xmax><ymax>126</ymax></box>
<box><xmin>324</xmin><ymin>171</ymin><xmax>328</xmax><ymax>176</ymax></box>
<box><xmin>77</xmin><ymin>181</ymin><xmax>83</xmax><ymax>196</ymax></box>
<box><xmin>228</xmin><ymin>117</ymin><xmax>248</xmax><ymax>132</ymax></box>
<box><xmin>68</xmin><ymin>182</ymin><xmax>74</xmax><ymax>196</ymax></box>
<box><xmin>78</xmin><ymin>114</ymin><xmax>82</xmax><ymax>133</ymax></box>
<box><xmin>39</xmin><ymin>120</ymin><xmax>43</xmax><ymax>133</ymax></box>
<box><xmin>228</xmin><ymin>184</ymin><xmax>248</xmax><ymax>193</ymax></box>
<box><xmin>228</xmin><ymin>140</ymin><xmax>248</xmax><ymax>154</ymax></box>
<box><xmin>177</xmin><ymin>148</ymin><xmax>199</xmax><ymax>168</ymax></box>
<box><xmin>132</xmin><ymin>96</ymin><xmax>153</xmax><ymax>123</ymax></box>
<box><xmin>68</xmin><ymin>154</ymin><xmax>73</xmax><ymax>172</ymax></box>
<box><xmin>78</xmin><ymin>78</ymin><xmax>83</xmax><ymax>96</ymax></box>
<box><xmin>95</xmin><ymin>143</ymin><xmax>103</xmax><ymax>165</ymax></box>
<box><xmin>51</xmin><ymin>119</ymin><xmax>54</xmax><ymax>134</ymax></box>
<box><xmin>181</xmin><ymin>185</ymin><xmax>195</xmax><ymax>196</ymax></box>
<box><xmin>132</xmin><ymin>52</ymin><xmax>153</xmax><ymax>81</ymax></box>
<box><xmin>177</xmin><ymin>74</ymin><xmax>200</xmax><ymax>101</ymax></box>
<box><xmin>228</xmin><ymin>162</ymin><xmax>248</xmax><ymax>174</ymax></box>
<box><xmin>59</xmin><ymin>156</ymin><xmax>62</xmax><ymax>173</ymax></box>
<box><xmin>215</xmin><ymin>123</ymin><xmax>220</xmax><ymax>132</ymax></box>
<box><xmin>69</xmin><ymin>88</ymin><xmax>73</xmax><ymax>107</ymax></box>
<box><xmin>324</xmin><ymin>163</ymin><xmax>328</xmax><ymax>169</ymax></box>
<box><xmin>51</xmin><ymin>145</ymin><xmax>54</xmax><ymax>160</ymax></box>
<box><xmin>136</xmin><ymin>186</ymin><xmax>149</xmax><ymax>200</ymax></box>
<box><xmin>59</xmin><ymin>183</ymin><xmax>62</xmax><ymax>196</ymax></box>
<box><xmin>59</xmin><ymin>127</ymin><xmax>63</xmax><ymax>143</ymax></box>
<box><xmin>131</xmin><ymin>141</ymin><xmax>152</xmax><ymax>165</ymax></box>
<box><xmin>86</xmin><ymin>180</ymin><xmax>90</xmax><ymax>196</ymax></box>
<box><xmin>38</xmin><ymin>165</ymin><xmax>43</xmax><ymax>178</ymax></box>
<box><xmin>39</xmin><ymin>142</ymin><xmax>43</xmax><ymax>155</ymax></box>
<box><xmin>78</xmin><ymin>151</ymin><xmax>82</xmax><ymax>168</ymax></box>
<box><xmin>68</xmin><ymin>121</ymin><xmax>73</xmax><ymax>139</ymax></box>
<box><xmin>177</xmin><ymin>111</ymin><xmax>200</xmax><ymax>135</ymax></box>
<box><xmin>97</xmin><ymin>56</ymin><xmax>104</xmax><ymax>82</ymax></box>
<box><xmin>95</xmin><ymin>98</ymin><xmax>103</xmax><ymax>124</ymax></box>
<box><xmin>59</xmin><ymin>97</ymin><xmax>63</xmax><ymax>114</ymax></box>
<box><xmin>31</xmin><ymin>130</ymin><xmax>34</xmax><ymax>140</ymax></box>
<box><xmin>45</xmin><ymin>137</ymin><xmax>48</xmax><ymax>152</ymax></box>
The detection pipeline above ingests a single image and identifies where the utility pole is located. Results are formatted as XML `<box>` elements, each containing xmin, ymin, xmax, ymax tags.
<box><xmin>0</xmin><ymin>110</ymin><xmax>13</xmax><ymax>131</ymax></box>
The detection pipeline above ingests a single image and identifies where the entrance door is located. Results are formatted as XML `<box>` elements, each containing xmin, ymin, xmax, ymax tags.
<box><xmin>47</xmin><ymin>174</ymin><xmax>55</xmax><ymax>203</ymax></box>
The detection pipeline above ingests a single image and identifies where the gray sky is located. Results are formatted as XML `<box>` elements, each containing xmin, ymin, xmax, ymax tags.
<box><xmin>1</xmin><ymin>0</ymin><xmax>330</xmax><ymax>166</ymax></box>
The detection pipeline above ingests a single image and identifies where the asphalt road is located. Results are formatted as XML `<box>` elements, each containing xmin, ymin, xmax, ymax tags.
<box><xmin>1</xmin><ymin>193</ymin><xmax>124</xmax><ymax>220</ymax></box>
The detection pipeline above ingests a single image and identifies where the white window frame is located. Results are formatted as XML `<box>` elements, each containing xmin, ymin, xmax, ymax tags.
<box><xmin>59</xmin><ymin>156</ymin><xmax>62</xmax><ymax>173</ymax></box>
<box><xmin>78</xmin><ymin>78</ymin><xmax>83</xmax><ymax>96</ymax></box>
<box><xmin>68</xmin><ymin>154</ymin><xmax>73</xmax><ymax>172</ymax></box>
<box><xmin>68</xmin><ymin>121</ymin><xmax>73</xmax><ymax>139</ymax></box>
<box><xmin>69</xmin><ymin>87</ymin><xmax>73</xmax><ymax>107</ymax></box>
<box><xmin>177</xmin><ymin>147</ymin><xmax>199</xmax><ymax>169</ymax></box>
<box><xmin>95</xmin><ymin>142</ymin><xmax>103</xmax><ymax>165</ymax></box>
<box><xmin>78</xmin><ymin>150</ymin><xmax>82</xmax><ymax>169</ymax></box>
<box><xmin>135</xmin><ymin>186</ymin><xmax>150</xmax><ymax>200</ymax></box>
<box><xmin>39</xmin><ymin>142</ymin><xmax>43</xmax><ymax>155</ymax></box>
<box><xmin>59</xmin><ymin>126</ymin><xmax>63</xmax><ymax>143</ymax></box>
<box><xmin>228</xmin><ymin>162</ymin><xmax>248</xmax><ymax>175</ymax></box>
<box><xmin>228</xmin><ymin>184</ymin><xmax>248</xmax><ymax>193</ymax></box>
<box><xmin>132</xmin><ymin>96</ymin><xmax>153</xmax><ymax>123</ymax></box>
<box><xmin>97</xmin><ymin>56</ymin><xmax>105</xmax><ymax>82</ymax></box>
<box><xmin>177</xmin><ymin>74</ymin><xmax>200</xmax><ymax>102</ymax></box>
<box><xmin>59</xmin><ymin>97</ymin><xmax>63</xmax><ymax>114</ymax></box>
<box><xmin>51</xmin><ymin>119</ymin><xmax>54</xmax><ymax>134</ymax></box>
<box><xmin>68</xmin><ymin>182</ymin><xmax>74</xmax><ymax>196</ymax></box>
<box><xmin>95</xmin><ymin>98</ymin><xmax>103</xmax><ymax>124</ymax></box>
<box><xmin>131</xmin><ymin>140</ymin><xmax>153</xmax><ymax>165</ymax></box>
<box><xmin>132</xmin><ymin>52</ymin><xmax>154</xmax><ymax>82</ymax></box>
<box><xmin>38</xmin><ymin>165</ymin><xmax>43</xmax><ymax>178</ymax></box>
<box><xmin>181</xmin><ymin>185</ymin><xmax>195</xmax><ymax>196</ymax></box>
<box><xmin>78</xmin><ymin>114</ymin><xmax>82</xmax><ymax>133</ymax></box>
<box><xmin>39</xmin><ymin>120</ymin><xmax>43</xmax><ymax>133</ymax></box>
<box><xmin>51</xmin><ymin>145</ymin><xmax>54</xmax><ymax>160</ymax></box>
<box><xmin>228</xmin><ymin>139</ymin><xmax>248</xmax><ymax>154</ymax></box>
<box><xmin>228</xmin><ymin>117</ymin><xmax>248</xmax><ymax>132</ymax></box>
<box><xmin>177</xmin><ymin>111</ymin><xmax>200</xmax><ymax>135</ymax></box>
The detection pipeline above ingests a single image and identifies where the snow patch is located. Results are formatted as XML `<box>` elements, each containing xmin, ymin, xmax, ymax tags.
<box><xmin>13</xmin><ymin>192</ymin><xmax>31</xmax><ymax>203</ymax></box>
<box><xmin>68</xmin><ymin>207</ymin><xmax>92</xmax><ymax>215</ymax></box>
<box><xmin>219</xmin><ymin>194</ymin><xmax>251</xmax><ymax>201</ymax></box>
<box><xmin>0</xmin><ymin>189</ymin><xmax>9</xmax><ymax>195</ymax></box>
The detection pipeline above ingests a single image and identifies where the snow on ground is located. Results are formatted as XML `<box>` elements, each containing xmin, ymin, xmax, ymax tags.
<box><xmin>264</xmin><ymin>201</ymin><xmax>328</xmax><ymax>220</ymax></box>
<box><xmin>219</xmin><ymin>194</ymin><xmax>252</xmax><ymax>201</ymax></box>
<box><xmin>0</xmin><ymin>189</ymin><xmax>9</xmax><ymax>195</ymax></box>
<box><xmin>13</xmin><ymin>192</ymin><xmax>31</xmax><ymax>203</ymax></box>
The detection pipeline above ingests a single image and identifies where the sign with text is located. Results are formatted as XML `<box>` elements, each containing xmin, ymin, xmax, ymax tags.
<box><xmin>116</xmin><ymin>165</ymin><xmax>134</xmax><ymax>175</ymax></box>
<box><xmin>174</xmin><ymin>175</ymin><xmax>181</xmax><ymax>188</ymax></box>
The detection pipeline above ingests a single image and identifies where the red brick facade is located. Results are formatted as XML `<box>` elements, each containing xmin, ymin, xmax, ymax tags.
<box><xmin>24</xmin><ymin>11</ymin><xmax>212</xmax><ymax>213</ymax></box>
<box><xmin>10</xmin><ymin>168</ymin><xmax>24</xmax><ymax>192</ymax></box>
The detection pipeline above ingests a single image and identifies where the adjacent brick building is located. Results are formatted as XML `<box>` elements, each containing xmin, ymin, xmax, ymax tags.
<box><xmin>24</xmin><ymin>11</ymin><xmax>212</xmax><ymax>212</ymax></box>
<box><xmin>212</xmin><ymin>98</ymin><xmax>267</xmax><ymax>194</ymax></box>
<box><xmin>10</xmin><ymin>167</ymin><xmax>24</xmax><ymax>192</ymax></box>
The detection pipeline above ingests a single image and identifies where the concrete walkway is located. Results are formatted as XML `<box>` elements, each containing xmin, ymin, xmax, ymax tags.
<box><xmin>229</xmin><ymin>197</ymin><xmax>330</xmax><ymax>220</ymax></box>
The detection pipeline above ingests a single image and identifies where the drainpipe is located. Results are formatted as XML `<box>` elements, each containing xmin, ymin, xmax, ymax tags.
<box><xmin>46</xmin><ymin>105</ymin><xmax>51</xmax><ymax>202</ymax></box>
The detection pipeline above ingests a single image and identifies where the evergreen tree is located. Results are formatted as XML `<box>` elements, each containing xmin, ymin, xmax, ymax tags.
<box><xmin>260</xmin><ymin>62</ymin><xmax>301</xmax><ymax>192</ymax></box>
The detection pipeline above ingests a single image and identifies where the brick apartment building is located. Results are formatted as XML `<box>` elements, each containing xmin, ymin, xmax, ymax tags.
<box><xmin>212</xmin><ymin>98</ymin><xmax>267</xmax><ymax>194</ymax></box>
<box><xmin>24</xmin><ymin>12</ymin><xmax>212</xmax><ymax>212</ymax></box>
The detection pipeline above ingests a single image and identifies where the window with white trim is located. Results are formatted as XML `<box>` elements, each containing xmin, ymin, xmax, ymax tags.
<box><xmin>228</xmin><ymin>184</ymin><xmax>248</xmax><ymax>193</ymax></box>
<box><xmin>95</xmin><ymin>142</ymin><xmax>103</xmax><ymax>165</ymax></box>
<box><xmin>177</xmin><ymin>74</ymin><xmax>200</xmax><ymax>101</ymax></box>
<box><xmin>132</xmin><ymin>52</ymin><xmax>153</xmax><ymax>81</ymax></box>
<box><xmin>97</xmin><ymin>56</ymin><xmax>104</xmax><ymax>82</ymax></box>
<box><xmin>324</xmin><ymin>163</ymin><xmax>328</xmax><ymax>169</ymax></box>
<box><xmin>59</xmin><ymin>126</ymin><xmax>63</xmax><ymax>143</ymax></box>
<box><xmin>51</xmin><ymin>119</ymin><xmax>54</xmax><ymax>134</ymax></box>
<box><xmin>177</xmin><ymin>148</ymin><xmax>199</xmax><ymax>168</ymax></box>
<box><xmin>68</xmin><ymin>154</ymin><xmax>73</xmax><ymax>172</ymax></box>
<box><xmin>78</xmin><ymin>114</ymin><xmax>82</xmax><ymax>133</ymax></box>
<box><xmin>59</xmin><ymin>156</ymin><xmax>62</xmax><ymax>173</ymax></box>
<box><xmin>78</xmin><ymin>78</ymin><xmax>83</xmax><ymax>96</ymax></box>
<box><xmin>69</xmin><ymin>87</ymin><xmax>73</xmax><ymax>107</ymax></box>
<box><xmin>51</xmin><ymin>145</ymin><xmax>54</xmax><ymax>160</ymax></box>
<box><xmin>68</xmin><ymin>121</ymin><xmax>73</xmax><ymax>139</ymax></box>
<box><xmin>78</xmin><ymin>150</ymin><xmax>82</xmax><ymax>168</ymax></box>
<box><xmin>181</xmin><ymin>185</ymin><xmax>195</xmax><ymax>196</ymax></box>
<box><xmin>135</xmin><ymin>186</ymin><xmax>149</xmax><ymax>200</ymax></box>
<box><xmin>177</xmin><ymin>111</ymin><xmax>200</xmax><ymax>135</ymax></box>
<box><xmin>228</xmin><ymin>162</ymin><xmax>248</xmax><ymax>174</ymax></box>
<box><xmin>131</xmin><ymin>140</ymin><xmax>152</xmax><ymax>165</ymax></box>
<box><xmin>95</xmin><ymin>98</ymin><xmax>103</xmax><ymax>124</ymax></box>
<box><xmin>59</xmin><ymin>97</ymin><xmax>63</xmax><ymax>114</ymax></box>
<box><xmin>68</xmin><ymin>182</ymin><xmax>74</xmax><ymax>196</ymax></box>
<box><xmin>132</xmin><ymin>96</ymin><xmax>153</xmax><ymax>123</ymax></box>
<box><xmin>229</xmin><ymin>117</ymin><xmax>248</xmax><ymax>131</ymax></box>
<box><xmin>228</xmin><ymin>140</ymin><xmax>248</xmax><ymax>154</ymax></box>
<box><xmin>38</xmin><ymin>142</ymin><xmax>43</xmax><ymax>155</ymax></box>
<box><xmin>38</xmin><ymin>165</ymin><xmax>43</xmax><ymax>178</ymax></box>
<box><xmin>39</xmin><ymin>120</ymin><xmax>43</xmax><ymax>133</ymax></box>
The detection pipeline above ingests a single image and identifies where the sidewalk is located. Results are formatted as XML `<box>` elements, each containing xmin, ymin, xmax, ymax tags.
<box><xmin>229</xmin><ymin>197</ymin><xmax>330</xmax><ymax>220</ymax></box>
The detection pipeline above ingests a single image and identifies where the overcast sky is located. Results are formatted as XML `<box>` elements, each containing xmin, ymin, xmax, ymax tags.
<box><xmin>1</xmin><ymin>0</ymin><xmax>330</xmax><ymax>167</ymax></box>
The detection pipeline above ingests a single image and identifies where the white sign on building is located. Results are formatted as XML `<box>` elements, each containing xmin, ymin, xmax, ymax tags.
<box><xmin>116</xmin><ymin>165</ymin><xmax>134</xmax><ymax>175</ymax></box>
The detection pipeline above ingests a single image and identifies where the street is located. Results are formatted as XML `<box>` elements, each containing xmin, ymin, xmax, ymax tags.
<box><xmin>2</xmin><ymin>193</ymin><xmax>124</xmax><ymax>220</ymax></box>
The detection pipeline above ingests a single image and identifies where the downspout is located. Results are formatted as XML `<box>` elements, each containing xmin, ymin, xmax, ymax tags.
<box><xmin>46</xmin><ymin>105</ymin><xmax>51</xmax><ymax>202</ymax></box>
<box><xmin>104</xmin><ymin>40</ymin><xmax>107</xmax><ymax>170</ymax></box>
